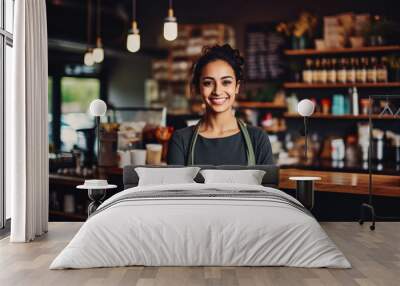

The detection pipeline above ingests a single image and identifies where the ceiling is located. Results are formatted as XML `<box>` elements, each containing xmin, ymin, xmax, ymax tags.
<box><xmin>47</xmin><ymin>0</ymin><xmax>399</xmax><ymax>68</ymax></box>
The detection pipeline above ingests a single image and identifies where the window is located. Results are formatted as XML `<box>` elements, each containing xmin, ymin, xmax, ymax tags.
<box><xmin>60</xmin><ymin>77</ymin><xmax>100</xmax><ymax>152</ymax></box>
<box><xmin>48</xmin><ymin>77</ymin><xmax>53</xmax><ymax>148</ymax></box>
<box><xmin>5</xmin><ymin>0</ymin><xmax>13</xmax><ymax>33</ymax></box>
<box><xmin>1</xmin><ymin>0</ymin><xmax>14</xmax><ymax>229</ymax></box>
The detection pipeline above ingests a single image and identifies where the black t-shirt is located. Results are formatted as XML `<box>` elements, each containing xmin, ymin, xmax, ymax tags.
<box><xmin>167</xmin><ymin>125</ymin><xmax>274</xmax><ymax>165</ymax></box>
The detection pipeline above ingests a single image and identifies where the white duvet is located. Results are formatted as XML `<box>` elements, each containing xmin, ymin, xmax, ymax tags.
<box><xmin>50</xmin><ymin>183</ymin><xmax>351</xmax><ymax>269</ymax></box>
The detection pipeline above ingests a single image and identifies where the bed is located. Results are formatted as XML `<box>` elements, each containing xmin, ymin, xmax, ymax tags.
<box><xmin>50</xmin><ymin>165</ymin><xmax>351</xmax><ymax>269</ymax></box>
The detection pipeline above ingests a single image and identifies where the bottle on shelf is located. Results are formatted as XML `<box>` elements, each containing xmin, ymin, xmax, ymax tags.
<box><xmin>356</xmin><ymin>57</ymin><xmax>367</xmax><ymax>83</ymax></box>
<box><xmin>337</xmin><ymin>58</ymin><xmax>347</xmax><ymax>83</ymax></box>
<box><xmin>331</xmin><ymin>138</ymin><xmax>345</xmax><ymax>162</ymax></box>
<box><xmin>312</xmin><ymin>58</ymin><xmax>320</xmax><ymax>83</ymax></box>
<box><xmin>302</xmin><ymin>58</ymin><xmax>313</xmax><ymax>84</ymax></box>
<box><xmin>327</xmin><ymin>58</ymin><xmax>337</xmax><ymax>83</ymax></box>
<box><xmin>350</xmin><ymin>87</ymin><xmax>359</xmax><ymax>116</ymax></box>
<box><xmin>377</xmin><ymin>57</ymin><xmax>388</xmax><ymax>83</ymax></box>
<box><xmin>321</xmin><ymin>98</ymin><xmax>331</xmax><ymax>115</ymax></box>
<box><xmin>367</xmin><ymin>57</ymin><xmax>377</xmax><ymax>83</ymax></box>
<box><xmin>346</xmin><ymin>58</ymin><xmax>356</xmax><ymax>83</ymax></box>
<box><xmin>320</xmin><ymin>58</ymin><xmax>328</xmax><ymax>84</ymax></box>
<box><xmin>345</xmin><ymin>135</ymin><xmax>360</xmax><ymax>164</ymax></box>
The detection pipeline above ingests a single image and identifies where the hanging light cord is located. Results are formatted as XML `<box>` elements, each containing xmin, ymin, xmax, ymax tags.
<box><xmin>96</xmin><ymin>0</ymin><xmax>101</xmax><ymax>39</ymax></box>
<box><xmin>169</xmin><ymin>0</ymin><xmax>172</xmax><ymax>9</ymax></box>
<box><xmin>132</xmin><ymin>0</ymin><xmax>136</xmax><ymax>22</ymax></box>
<box><xmin>87</xmin><ymin>0</ymin><xmax>92</xmax><ymax>48</ymax></box>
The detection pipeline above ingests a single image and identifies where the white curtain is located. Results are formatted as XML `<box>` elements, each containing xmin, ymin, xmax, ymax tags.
<box><xmin>9</xmin><ymin>0</ymin><xmax>48</xmax><ymax>242</ymax></box>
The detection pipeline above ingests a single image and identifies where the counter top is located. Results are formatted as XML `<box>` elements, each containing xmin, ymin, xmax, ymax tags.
<box><xmin>280</xmin><ymin>169</ymin><xmax>400</xmax><ymax>197</ymax></box>
<box><xmin>50</xmin><ymin>168</ymin><xmax>400</xmax><ymax>197</ymax></box>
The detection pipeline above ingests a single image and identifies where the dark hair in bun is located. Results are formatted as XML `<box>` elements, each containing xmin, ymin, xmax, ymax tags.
<box><xmin>191</xmin><ymin>44</ymin><xmax>244</xmax><ymax>91</ymax></box>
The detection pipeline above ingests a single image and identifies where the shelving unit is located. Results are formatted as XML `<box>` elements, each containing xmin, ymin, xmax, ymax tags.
<box><xmin>284</xmin><ymin>113</ymin><xmax>399</xmax><ymax>120</ymax></box>
<box><xmin>236</xmin><ymin>101</ymin><xmax>287</xmax><ymax>109</ymax></box>
<box><xmin>279</xmin><ymin>44</ymin><xmax>400</xmax><ymax>175</ymax></box>
<box><xmin>284</xmin><ymin>45</ymin><xmax>400</xmax><ymax>56</ymax></box>
<box><xmin>283</xmin><ymin>82</ymin><xmax>400</xmax><ymax>89</ymax></box>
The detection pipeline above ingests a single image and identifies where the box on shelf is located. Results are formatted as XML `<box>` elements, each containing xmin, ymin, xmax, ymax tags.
<box><xmin>323</xmin><ymin>13</ymin><xmax>371</xmax><ymax>49</ymax></box>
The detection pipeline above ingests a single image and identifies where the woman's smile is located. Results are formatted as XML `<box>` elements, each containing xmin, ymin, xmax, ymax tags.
<box><xmin>209</xmin><ymin>96</ymin><xmax>229</xmax><ymax>105</ymax></box>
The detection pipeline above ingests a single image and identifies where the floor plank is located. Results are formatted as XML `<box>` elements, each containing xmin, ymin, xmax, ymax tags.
<box><xmin>0</xmin><ymin>222</ymin><xmax>399</xmax><ymax>286</ymax></box>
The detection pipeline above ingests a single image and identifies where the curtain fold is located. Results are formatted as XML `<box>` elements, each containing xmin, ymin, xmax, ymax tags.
<box><xmin>10</xmin><ymin>0</ymin><xmax>48</xmax><ymax>242</ymax></box>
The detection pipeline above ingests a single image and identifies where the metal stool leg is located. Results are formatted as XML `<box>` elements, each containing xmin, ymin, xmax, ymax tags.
<box><xmin>359</xmin><ymin>203</ymin><xmax>375</xmax><ymax>231</ymax></box>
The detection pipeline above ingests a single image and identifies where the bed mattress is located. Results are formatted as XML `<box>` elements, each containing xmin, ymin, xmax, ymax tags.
<box><xmin>50</xmin><ymin>183</ymin><xmax>351</xmax><ymax>269</ymax></box>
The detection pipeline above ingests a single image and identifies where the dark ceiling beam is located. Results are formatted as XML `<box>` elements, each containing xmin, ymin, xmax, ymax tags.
<box><xmin>48</xmin><ymin>38</ymin><xmax>168</xmax><ymax>59</ymax></box>
<box><xmin>47</xmin><ymin>0</ymin><xmax>129</xmax><ymax>23</ymax></box>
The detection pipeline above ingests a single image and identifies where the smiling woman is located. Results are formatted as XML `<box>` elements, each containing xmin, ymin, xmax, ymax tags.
<box><xmin>167</xmin><ymin>44</ymin><xmax>274</xmax><ymax>166</ymax></box>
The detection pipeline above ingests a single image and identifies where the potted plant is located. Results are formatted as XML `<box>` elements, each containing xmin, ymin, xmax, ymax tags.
<box><xmin>277</xmin><ymin>12</ymin><xmax>318</xmax><ymax>50</ymax></box>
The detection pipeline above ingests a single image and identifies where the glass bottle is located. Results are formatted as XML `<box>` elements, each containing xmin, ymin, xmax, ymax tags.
<box><xmin>302</xmin><ymin>58</ymin><xmax>313</xmax><ymax>84</ymax></box>
<box><xmin>320</xmin><ymin>58</ymin><xmax>328</xmax><ymax>84</ymax></box>
<box><xmin>312</xmin><ymin>58</ymin><xmax>320</xmax><ymax>83</ymax></box>
<box><xmin>346</xmin><ymin>58</ymin><xmax>356</xmax><ymax>83</ymax></box>
<box><xmin>377</xmin><ymin>57</ymin><xmax>388</xmax><ymax>82</ymax></box>
<box><xmin>337</xmin><ymin>58</ymin><xmax>347</xmax><ymax>83</ymax></box>
<box><xmin>367</xmin><ymin>57</ymin><xmax>377</xmax><ymax>83</ymax></box>
<box><xmin>327</xmin><ymin>58</ymin><xmax>337</xmax><ymax>83</ymax></box>
<box><xmin>357</xmin><ymin>57</ymin><xmax>367</xmax><ymax>83</ymax></box>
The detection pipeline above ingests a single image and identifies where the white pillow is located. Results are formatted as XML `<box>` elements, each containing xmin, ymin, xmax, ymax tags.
<box><xmin>200</xmin><ymin>169</ymin><xmax>266</xmax><ymax>185</ymax></box>
<box><xmin>135</xmin><ymin>167</ymin><xmax>201</xmax><ymax>186</ymax></box>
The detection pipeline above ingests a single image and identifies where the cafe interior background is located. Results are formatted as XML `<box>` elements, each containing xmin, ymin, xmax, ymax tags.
<box><xmin>43</xmin><ymin>0</ymin><xmax>400</xmax><ymax>222</ymax></box>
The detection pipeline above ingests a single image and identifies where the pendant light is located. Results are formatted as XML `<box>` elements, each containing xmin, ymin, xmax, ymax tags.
<box><xmin>163</xmin><ymin>0</ymin><xmax>177</xmax><ymax>41</ymax></box>
<box><xmin>127</xmin><ymin>0</ymin><xmax>140</xmax><ymax>53</ymax></box>
<box><xmin>84</xmin><ymin>0</ymin><xmax>94</xmax><ymax>66</ymax></box>
<box><xmin>93</xmin><ymin>0</ymin><xmax>104</xmax><ymax>63</ymax></box>
<box><xmin>84</xmin><ymin>48</ymin><xmax>95</xmax><ymax>66</ymax></box>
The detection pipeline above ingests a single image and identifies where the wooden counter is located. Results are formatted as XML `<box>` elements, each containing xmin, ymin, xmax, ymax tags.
<box><xmin>50</xmin><ymin>168</ymin><xmax>400</xmax><ymax>198</ymax></box>
<box><xmin>280</xmin><ymin>169</ymin><xmax>400</xmax><ymax>198</ymax></box>
<box><xmin>49</xmin><ymin>174</ymin><xmax>85</xmax><ymax>186</ymax></box>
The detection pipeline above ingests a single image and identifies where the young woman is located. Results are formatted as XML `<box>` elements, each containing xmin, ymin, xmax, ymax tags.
<box><xmin>167</xmin><ymin>44</ymin><xmax>274</xmax><ymax>166</ymax></box>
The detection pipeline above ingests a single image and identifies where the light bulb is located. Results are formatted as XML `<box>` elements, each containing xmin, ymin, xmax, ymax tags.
<box><xmin>89</xmin><ymin>99</ymin><xmax>107</xmax><ymax>116</ymax></box>
<box><xmin>84</xmin><ymin>50</ymin><xmax>94</xmax><ymax>66</ymax></box>
<box><xmin>297</xmin><ymin>99</ymin><xmax>315</xmax><ymax>117</ymax></box>
<box><xmin>163</xmin><ymin>20</ymin><xmax>177</xmax><ymax>41</ymax></box>
<box><xmin>93</xmin><ymin>47</ymin><xmax>104</xmax><ymax>63</ymax></box>
<box><xmin>127</xmin><ymin>33</ymin><xmax>140</xmax><ymax>52</ymax></box>
<box><xmin>127</xmin><ymin>21</ymin><xmax>140</xmax><ymax>53</ymax></box>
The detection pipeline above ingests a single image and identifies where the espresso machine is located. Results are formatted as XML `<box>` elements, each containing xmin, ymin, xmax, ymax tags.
<box><xmin>76</xmin><ymin>127</ymin><xmax>96</xmax><ymax>167</ymax></box>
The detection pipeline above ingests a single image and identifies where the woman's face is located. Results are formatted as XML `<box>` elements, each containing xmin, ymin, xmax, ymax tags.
<box><xmin>199</xmin><ymin>60</ymin><xmax>240</xmax><ymax>114</ymax></box>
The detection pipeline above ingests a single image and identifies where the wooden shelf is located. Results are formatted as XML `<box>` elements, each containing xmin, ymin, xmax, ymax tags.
<box><xmin>284</xmin><ymin>45</ymin><xmax>400</xmax><ymax>56</ymax></box>
<box><xmin>236</xmin><ymin>101</ymin><xmax>287</xmax><ymax>109</ymax></box>
<box><xmin>156</xmin><ymin>79</ymin><xmax>188</xmax><ymax>84</ymax></box>
<box><xmin>284</xmin><ymin>113</ymin><xmax>399</xmax><ymax>120</ymax></box>
<box><xmin>283</xmin><ymin>82</ymin><xmax>400</xmax><ymax>89</ymax></box>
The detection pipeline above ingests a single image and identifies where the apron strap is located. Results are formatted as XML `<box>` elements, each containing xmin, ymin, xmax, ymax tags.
<box><xmin>187</xmin><ymin>121</ymin><xmax>201</xmax><ymax>166</ymax></box>
<box><xmin>187</xmin><ymin>118</ymin><xmax>256</xmax><ymax>166</ymax></box>
<box><xmin>237</xmin><ymin>118</ymin><xmax>256</xmax><ymax>166</ymax></box>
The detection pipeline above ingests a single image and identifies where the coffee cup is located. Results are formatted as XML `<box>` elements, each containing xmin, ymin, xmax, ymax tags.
<box><xmin>146</xmin><ymin>144</ymin><xmax>163</xmax><ymax>165</ymax></box>
<box><xmin>117</xmin><ymin>150</ymin><xmax>131</xmax><ymax>168</ymax></box>
<box><xmin>130</xmin><ymin>149</ymin><xmax>147</xmax><ymax>165</ymax></box>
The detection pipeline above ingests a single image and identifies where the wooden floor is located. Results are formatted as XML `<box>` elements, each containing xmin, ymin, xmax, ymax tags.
<box><xmin>1</xmin><ymin>222</ymin><xmax>399</xmax><ymax>286</ymax></box>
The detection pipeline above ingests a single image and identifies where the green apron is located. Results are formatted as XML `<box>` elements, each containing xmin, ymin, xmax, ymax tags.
<box><xmin>186</xmin><ymin>118</ymin><xmax>256</xmax><ymax>166</ymax></box>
